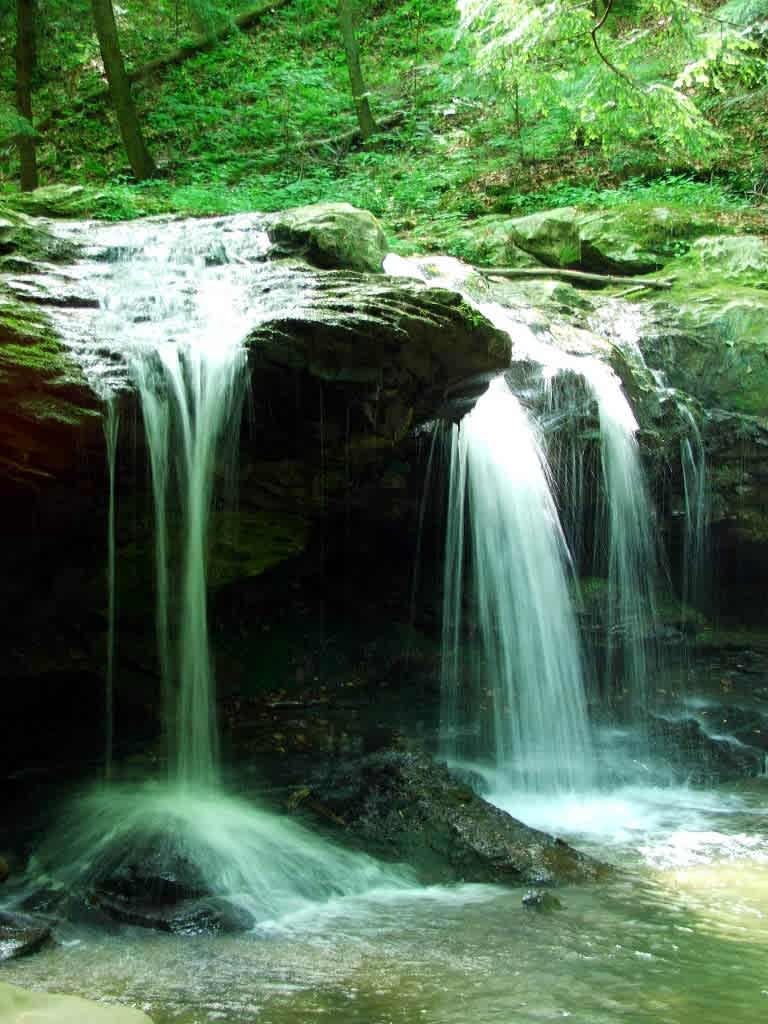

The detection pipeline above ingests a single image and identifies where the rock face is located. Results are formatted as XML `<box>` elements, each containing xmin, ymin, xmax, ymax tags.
<box><xmin>294</xmin><ymin>748</ymin><xmax>609</xmax><ymax>885</ymax></box>
<box><xmin>0</xmin><ymin>982</ymin><xmax>154</xmax><ymax>1024</ymax></box>
<box><xmin>267</xmin><ymin>202</ymin><xmax>389</xmax><ymax>273</ymax></box>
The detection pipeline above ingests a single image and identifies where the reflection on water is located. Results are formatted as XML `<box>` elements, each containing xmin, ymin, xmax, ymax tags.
<box><xmin>2</xmin><ymin>783</ymin><xmax>767</xmax><ymax>1024</ymax></box>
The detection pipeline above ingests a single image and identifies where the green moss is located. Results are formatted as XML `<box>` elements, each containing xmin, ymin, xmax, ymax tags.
<box><xmin>209</xmin><ymin>508</ymin><xmax>308</xmax><ymax>586</ymax></box>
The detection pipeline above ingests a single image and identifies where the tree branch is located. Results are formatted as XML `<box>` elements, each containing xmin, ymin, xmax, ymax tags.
<box><xmin>589</xmin><ymin>0</ymin><xmax>637</xmax><ymax>90</ymax></box>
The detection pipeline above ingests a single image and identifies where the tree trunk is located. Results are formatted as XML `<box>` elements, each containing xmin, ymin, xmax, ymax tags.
<box><xmin>15</xmin><ymin>0</ymin><xmax>38</xmax><ymax>191</ymax></box>
<box><xmin>90</xmin><ymin>0</ymin><xmax>157</xmax><ymax>180</ymax></box>
<box><xmin>337</xmin><ymin>0</ymin><xmax>377</xmax><ymax>141</ymax></box>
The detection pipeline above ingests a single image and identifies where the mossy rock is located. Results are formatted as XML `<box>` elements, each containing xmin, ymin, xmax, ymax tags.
<box><xmin>268</xmin><ymin>202</ymin><xmax>389</xmax><ymax>273</ymax></box>
<box><xmin>2</xmin><ymin>184</ymin><xmax>121</xmax><ymax>220</ymax></box>
<box><xmin>508</xmin><ymin>204</ymin><xmax>724</xmax><ymax>273</ymax></box>
<box><xmin>402</xmin><ymin>214</ymin><xmax>541</xmax><ymax>267</ymax></box>
<box><xmin>0</xmin><ymin>204</ymin><xmax>78</xmax><ymax>265</ymax></box>
<box><xmin>644</xmin><ymin>290</ymin><xmax>768</xmax><ymax>419</ymax></box>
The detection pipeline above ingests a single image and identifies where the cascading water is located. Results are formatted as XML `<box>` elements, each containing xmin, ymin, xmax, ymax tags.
<box><xmin>27</xmin><ymin>216</ymin><xmax>410</xmax><ymax>923</ymax></box>
<box><xmin>96</xmin><ymin>226</ymin><xmax>252</xmax><ymax>786</ymax></box>
<box><xmin>385</xmin><ymin>254</ymin><xmax>666</xmax><ymax>779</ymax></box>
<box><xmin>441</xmin><ymin>377</ymin><xmax>594</xmax><ymax>792</ymax></box>
<box><xmin>579</xmin><ymin>359</ymin><xmax>663</xmax><ymax>715</ymax></box>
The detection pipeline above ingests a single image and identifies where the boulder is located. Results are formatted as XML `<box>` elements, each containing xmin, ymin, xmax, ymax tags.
<box><xmin>267</xmin><ymin>202</ymin><xmax>389</xmax><ymax>273</ymax></box>
<box><xmin>0</xmin><ymin>910</ymin><xmax>52</xmax><ymax>961</ymax></box>
<box><xmin>293</xmin><ymin>748</ymin><xmax>610</xmax><ymax>885</ymax></box>
<box><xmin>507</xmin><ymin>207</ymin><xmax>582</xmax><ymax>269</ymax></box>
<box><xmin>508</xmin><ymin>204</ymin><xmax>722</xmax><ymax>273</ymax></box>
<box><xmin>0</xmin><ymin>983</ymin><xmax>154</xmax><ymax>1023</ymax></box>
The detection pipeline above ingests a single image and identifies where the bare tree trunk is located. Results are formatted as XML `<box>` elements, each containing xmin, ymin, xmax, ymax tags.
<box><xmin>337</xmin><ymin>0</ymin><xmax>377</xmax><ymax>141</ymax></box>
<box><xmin>15</xmin><ymin>0</ymin><xmax>38</xmax><ymax>191</ymax></box>
<box><xmin>90</xmin><ymin>0</ymin><xmax>157</xmax><ymax>180</ymax></box>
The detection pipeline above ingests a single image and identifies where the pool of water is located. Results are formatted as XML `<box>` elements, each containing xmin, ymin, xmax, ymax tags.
<box><xmin>2</xmin><ymin>781</ymin><xmax>767</xmax><ymax>1024</ymax></box>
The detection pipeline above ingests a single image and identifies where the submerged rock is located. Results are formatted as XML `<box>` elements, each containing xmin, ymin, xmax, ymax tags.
<box><xmin>0</xmin><ymin>909</ymin><xmax>52</xmax><ymax>961</ymax></box>
<box><xmin>293</xmin><ymin>748</ymin><xmax>609</xmax><ymax>885</ymax></box>
<box><xmin>0</xmin><ymin>982</ymin><xmax>154</xmax><ymax>1023</ymax></box>
<box><xmin>267</xmin><ymin>202</ymin><xmax>389</xmax><ymax>273</ymax></box>
<box><xmin>522</xmin><ymin>889</ymin><xmax>562</xmax><ymax>911</ymax></box>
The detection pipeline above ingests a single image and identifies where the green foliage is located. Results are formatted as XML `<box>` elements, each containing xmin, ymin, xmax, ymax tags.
<box><xmin>457</xmin><ymin>0</ymin><xmax>768</xmax><ymax>163</ymax></box>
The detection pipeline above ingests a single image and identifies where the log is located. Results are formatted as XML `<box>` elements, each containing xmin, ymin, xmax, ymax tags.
<box><xmin>475</xmin><ymin>266</ymin><xmax>675</xmax><ymax>290</ymax></box>
<box><xmin>300</xmin><ymin>111</ymin><xmax>405</xmax><ymax>153</ymax></box>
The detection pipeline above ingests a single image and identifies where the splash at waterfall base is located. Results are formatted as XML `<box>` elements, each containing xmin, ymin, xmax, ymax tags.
<box><xmin>1</xmin><ymin>201</ymin><xmax>768</xmax><ymax>1023</ymax></box>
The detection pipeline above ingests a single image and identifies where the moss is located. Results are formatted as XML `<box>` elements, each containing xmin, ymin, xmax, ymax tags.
<box><xmin>209</xmin><ymin>508</ymin><xmax>308</xmax><ymax>586</ymax></box>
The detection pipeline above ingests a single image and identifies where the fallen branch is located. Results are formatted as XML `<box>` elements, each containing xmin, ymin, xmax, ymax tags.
<box><xmin>475</xmin><ymin>266</ymin><xmax>674</xmax><ymax>290</ymax></box>
<box><xmin>299</xmin><ymin>111</ymin><xmax>406</xmax><ymax>153</ymax></box>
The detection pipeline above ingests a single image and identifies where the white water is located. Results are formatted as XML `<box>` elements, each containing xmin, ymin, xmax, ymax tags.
<box><xmin>20</xmin><ymin>216</ymin><xmax>410</xmax><ymax>923</ymax></box>
<box><xmin>441</xmin><ymin>377</ymin><xmax>594</xmax><ymax>791</ymax></box>
<box><xmin>96</xmin><ymin>227</ymin><xmax>253</xmax><ymax>786</ymax></box>
<box><xmin>386</xmin><ymin>253</ymin><xmax>666</xmax><ymax>720</ymax></box>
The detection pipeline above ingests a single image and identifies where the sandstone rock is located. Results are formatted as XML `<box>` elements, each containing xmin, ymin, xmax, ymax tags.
<box><xmin>0</xmin><ymin>982</ymin><xmax>154</xmax><ymax>1023</ymax></box>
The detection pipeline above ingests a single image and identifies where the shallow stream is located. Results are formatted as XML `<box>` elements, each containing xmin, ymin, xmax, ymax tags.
<box><xmin>2</xmin><ymin>780</ymin><xmax>767</xmax><ymax>1024</ymax></box>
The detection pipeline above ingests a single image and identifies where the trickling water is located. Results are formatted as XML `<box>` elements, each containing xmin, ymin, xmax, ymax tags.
<box><xmin>679</xmin><ymin>407</ymin><xmax>710</xmax><ymax>615</ymax></box>
<box><xmin>103</xmin><ymin>396</ymin><xmax>120</xmax><ymax>783</ymax></box>
<box><xmin>442</xmin><ymin>377</ymin><xmax>594</xmax><ymax>792</ymax></box>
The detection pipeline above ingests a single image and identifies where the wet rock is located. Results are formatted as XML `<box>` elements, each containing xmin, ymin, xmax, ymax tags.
<box><xmin>0</xmin><ymin>909</ymin><xmax>52</xmax><ymax>961</ymax></box>
<box><xmin>522</xmin><ymin>889</ymin><xmax>562</xmax><ymax>911</ymax></box>
<box><xmin>294</xmin><ymin>748</ymin><xmax>610</xmax><ymax>885</ymax></box>
<box><xmin>648</xmin><ymin>711</ymin><xmax>765</xmax><ymax>780</ymax></box>
<box><xmin>87</xmin><ymin>840</ymin><xmax>253</xmax><ymax>935</ymax></box>
<box><xmin>0</xmin><ymin>856</ymin><xmax>9</xmax><ymax>883</ymax></box>
<box><xmin>0</xmin><ymin>982</ymin><xmax>154</xmax><ymax>1023</ymax></box>
<box><xmin>268</xmin><ymin>202</ymin><xmax>389</xmax><ymax>273</ymax></box>
<box><xmin>94</xmin><ymin>891</ymin><xmax>254</xmax><ymax>935</ymax></box>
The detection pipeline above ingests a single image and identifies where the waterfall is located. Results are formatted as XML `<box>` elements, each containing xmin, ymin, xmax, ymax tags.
<box><xmin>577</xmin><ymin>360</ymin><xmax>663</xmax><ymax>714</ymax></box>
<box><xmin>103</xmin><ymin>395</ymin><xmax>120</xmax><ymax>783</ymax></box>
<box><xmin>441</xmin><ymin>376</ymin><xmax>594</xmax><ymax>792</ymax></box>
<box><xmin>384</xmin><ymin>255</ymin><xmax>669</xmax><ymax>777</ymax></box>
<box><xmin>95</xmin><ymin>224</ymin><xmax>252</xmax><ymax>787</ymax></box>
